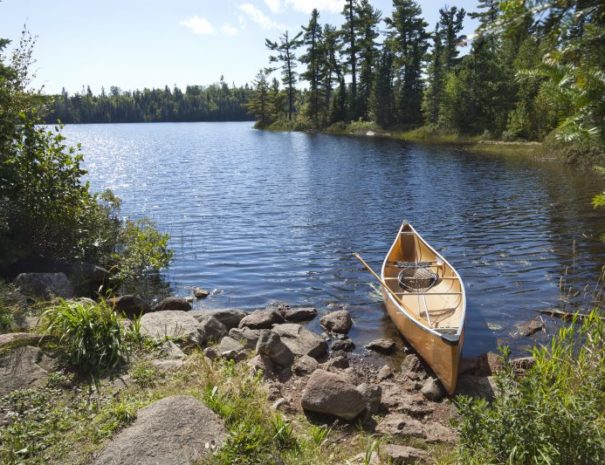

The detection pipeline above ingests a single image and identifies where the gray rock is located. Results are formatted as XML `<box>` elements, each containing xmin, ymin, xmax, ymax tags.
<box><xmin>293</xmin><ymin>354</ymin><xmax>319</xmax><ymax>376</ymax></box>
<box><xmin>511</xmin><ymin>318</ymin><xmax>545</xmax><ymax>338</ymax></box>
<box><xmin>0</xmin><ymin>346</ymin><xmax>57</xmax><ymax>397</ymax></box>
<box><xmin>256</xmin><ymin>331</ymin><xmax>294</xmax><ymax>367</ymax></box>
<box><xmin>157</xmin><ymin>340</ymin><xmax>186</xmax><ymax>360</ymax></box>
<box><xmin>331</xmin><ymin>338</ymin><xmax>355</xmax><ymax>352</ymax></box>
<box><xmin>377</xmin><ymin>364</ymin><xmax>393</xmax><ymax>381</ymax></box>
<box><xmin>108</xmin><ymin>294</ymin><xmax>151</xmax><ymax>318</ymax></box>
<box><xmin>279</xmin><ymin>306</ymin><xmax>318</xmax><ymax>322</ymax></box>
<box><xmin>511</xmin><ymin>356</ymin><xmax>535</xmax><ymax>375</ymax></box>
<box><xmin>93</xmin><ymin>395</ymin><xmax>227</xmax><ymax>465</ymax></box>
<box><xmin>323</xmin><ymin>355</ymin><xmax>349</xmax><ymax>371</ymax></box>
<box><xmin>421</xmin><ymin>378</ymin><xmax>445</xmax><ymax>401</ymax></box>
<box><xmin>356</xmin><ymin>383</ymin><xmax>382</xmax><ymax>414</ymax></box>
<box><xmin>365</xmin><ymin>338</ymin><xmax>396</xmax><ymax>354</ymax></box>
<box><xmin>456</xmin><ymin>375</ymin><xmax>498</xmax><ymax>400</ymax></box>
<box><xmin>272</xmin><ymin>323</ymin><xmax>328</xmax><ymax>359</ymax></box>
<box><xmin>151</xmin><ymin>359</ymin><xmax>185</xmax><ymax>371</ymax></box>
<box><xmin>375</xmin><ymin>413</ymin><xmax>456</xmax><ymax>443</ymax></box>
<box><xmin>320</xmin><ymin>310</ymin><xmax>352</xmax><ymax>334</ymax></box>
<box><xmin>198</xmin><ymin>316</ymin><xmax>228</xmax><ymax>343</ymax></box>
<box><xmin>217</xmin><ymin>336</ymin><xmax>246</xmax><ymax>360</ymax></box>
<box><xmin>154</xmin><ymin>296</ymin><xmax>192</xmax><ymax>311</ymax></box>
<box><xmin>14</xmin><ymin>272</ymin><xmax>74</xmax><ymax>300</ymax></box>
<box><xmin>140</xmin><ymin>311</ymin><xmax>203</xmax><ymax>345</ymax></box>
<box><xmin>301</xmin><ymin>369</ymin><xmax>366</xmax><ymax>421</ymax></box>
<box><xmin>194</xmin><ymin>308</ymin><xmax>247</xmax><ymax>329</ymax></box>
<box><xmin>401</xmin><ymin>354</ymin><xmax>428</xmax><ymax>380</ymax></box>
<box><xmin>249</xmin><ymin>354</ymin><xmax>274</xmax><ymax>378</ymax></box>
<box><xmin>228</xmin><ymin>327</ymin><xmax>264</xmax><ymax>349</ymax></box>
<box><xmin>239</xmin><ymin>309</ymin><xmax>284</xmax><ymax>329</ymax></box>
<box><xmin>0</xmin><ymin>332</ymin><xmax>43</xmax><ymax>348</ymax></box>
<box><xmin>193</xmin><ymin>287</ymin><xmax>210</xmax><ymax>299</ymax></box>
<box><xmin>382</xmin><ymin>444</ymin><xmax>430</xmax><ymax>464</ymax></box>
<box><xmin>203</xmin><ymin>347</ymin><xmax>218</xmax><ymax>361</ymax></box>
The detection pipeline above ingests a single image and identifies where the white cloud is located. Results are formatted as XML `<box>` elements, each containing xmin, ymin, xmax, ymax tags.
<box><xmin>264</xmin><ymin>0</ymin><xmax>281</xmax><ymax>14</ymax></box>
<box><xmin>286</xmin><ymin>0</ymin><xmax>342</xmax><ymax>14</ymax></box>
<box><xmin>239</xmin><ymin>3</ymin><xmax>286</xmax><ymax>31</ymax></box>
<box><xmin>222</xmin><ymin>23</ymin><xmax>238</xmax><ymax>36</ymax></box>
<box><xmin>180</xmin><ymin>15</ymin><xmax>215</xmax><ymax>34</ymax></box>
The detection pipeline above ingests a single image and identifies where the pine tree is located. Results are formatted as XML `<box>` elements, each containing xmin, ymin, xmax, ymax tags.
<box><xmin>266</xmin><ymin>31</ymin><xmax>304</xmax><ymax>121</ymax></box>
<box><xmin>422</xmin><ymin>24</ymin><xmax>444</xmax><ymax>125</ymax></box>
<box><xmin>355</xmin><ymin>0</ymin><xmax>382</xmax><ymax>120</ymax></box>
<box><xmin>247</xmin><ymin>70</ymin><xmax>271</xmax><ymax>127</ymax></box>
<box><xmin>439</xmin><ymin>6</ymin><xmax>466</xmax><ymax>71</ymax></box>
<box><xmin>322</xmin><ymin>24</ymin><xmax>346</xmax><ymax>124</ymax></box>
<box><xmin>370</xmin><ymin>47</ymin><xmax>395</xmax><ymax>127</ymax></box>
<box><xmin>340</xmin><ymin>0</ymin><xmax>359</xmax><ymax>119</ymax></box>
<box><xmin>300</xmin><ymin>9</ymin><xmax>324</xmax><ymax>127</ymax></box>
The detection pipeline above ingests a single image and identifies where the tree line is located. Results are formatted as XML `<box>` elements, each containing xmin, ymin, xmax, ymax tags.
<box><xmin>44</xmin><ymin>78</ymin><xmax>254</xmax><ymax>124</ymax></box>
<box><xmin>247</xmin><ymin>0</ymin><xmax>605</xmax><ymax>152</ymax></box>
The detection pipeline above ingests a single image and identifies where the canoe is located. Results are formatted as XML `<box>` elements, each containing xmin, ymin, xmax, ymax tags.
<box><xmin>380</xmin><ymin>222</ymin><xmax>466</xmax><ymax>394</ymax></box>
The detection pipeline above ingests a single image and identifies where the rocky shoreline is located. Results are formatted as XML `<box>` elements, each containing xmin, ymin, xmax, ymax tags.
<box><xmin>0</xmin><ymin>271</ymin><xmax>536</xmax><ymax>464</ymax></box>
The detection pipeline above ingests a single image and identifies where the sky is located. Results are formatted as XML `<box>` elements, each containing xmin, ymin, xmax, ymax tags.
<box><xmin>0</xmin><ymin>0</ymin><xmax>478</xmax><ymax>95</ymax></box>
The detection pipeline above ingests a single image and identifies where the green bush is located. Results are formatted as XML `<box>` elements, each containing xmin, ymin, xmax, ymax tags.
<box><xmin>455</xmin><ymin>309</ymin><xmax>605</xmax><ymax>464</ymax></box>
<box><xmin>42</xmin><ymin>299</ymin><xmax>127</xmax><ymax>377</ymax></box>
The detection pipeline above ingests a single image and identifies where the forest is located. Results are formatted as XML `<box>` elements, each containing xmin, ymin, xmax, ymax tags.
<box><xmin>44</xmin><ymin>79</ymin><xmax>254</xmax><ymax>124</ymax></box>
<box><xmin>247</xmin><ymin>0</ymin><xmax>605</xmax><ymax>161</ymax></box>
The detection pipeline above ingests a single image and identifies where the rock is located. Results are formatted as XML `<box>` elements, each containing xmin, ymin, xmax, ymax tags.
<box><xmin>377</xmin><ymin>364</ymin><xmax>393</xmax><ymax>381</ymax></box>
<box><xmin>108</xmin><ymin>295</ymin><xmax>151</xmax><ymax>318</ymax></box>
<box><xmin>356</xmin><ymin>383</ymin><xmax>382</xmax><ymax>414</ymax></box>
<box><xmin>239</xmin><ymin>309</ymin><xmax>284</xmax><ymax>329</ymax></box>
<box><xmin>228</xmin><ymin>327</ymin><xmax>264</xmax><ymax>349</ymax></box>
<box><xmin>376</xmin><ymin>413</ymin><xmax>456</xmax><ymax>443</ymax></box>
<box><xmin>249</xmin><ymin>354</ymin><xmax>274</xmax><ymax>378</ymax></box>
<box><xmin>140</xmin><ymin>311</ymin><xmax>203</xmax><ymax>345</ymax></box>
<box><xmin>382</xmin><ymin>444</ymin><xmax>430</xmax><ymax>464</ymax></box>
<box><xmin>153</xmin><ymin>296</ymin><xmax>192</xmax><ymax>311</ymax></box>
<box><xmin>157</xmin><ymin>340</ymin><xmax>186</xmax><ymax>359</ymax></box>
<box><xmin>365</xmin><ymin>338</ymin><xmax>396</xmax><ymax>354</ymax></box>
<box><xmin>293</xmin><ymin>354</ymin><xmax>318</xmax><ymax>376</ymax></box>
<box><xmin>320</xmin><ymin>310</ymin><xmax>352</xmax><ymax>334</ymax></box>
<box><xmin>456</xmin><ymin>375</ymin><xmax>498</xmax><ymax>400</ymax></box>
<box><xmin>14</xmin><ymin>272</ymin><xmax>74</xmax><ymax>300</ymax></box>
<box><xmin>93</xmin><ymin>395</ymin><xmax>227</xmax><ymax>465</ymax></box>
<box><xmin>380</xmin><ymin>382</ymin><xmax>434</xmax><ymax>417</ymax></box>
<box><xmin>331</xmin><ymin>338</ymin><xmax>355</xmax><ymax>352</ymax></box>
<box><xmin>301</xmin><ymin>369</ymin><xmax>365</xmax><ymax>420</ymax></box>
<box><xmin>279</xmin><ymin>306</ymin><xmax>318</xmax><ymax>322</ymax></box>
<box><xmin>511</xmin><ymin>318</ymin><xmax>544</xmax><ymax>338</ymax></box>
<box><xmin>0</xmin><ymin>332</ymin><xmax>43</xmax><ymax>349</ymax></box>
<box><xmin>256</xmin><ymin>331</ymin><xmax>294</xmax><ymax>367</ymax></box>
<box><xmin>349</xmin><ymin>451</ymin><xmax>381</xmax><ymax>465</ymax></box>
<box><xmin>421</xmin><ymin>378</ymin><xmax>445</xmax><ymax>401</ymax></box>
<box><xmin>401</xmin><ymin>354</ymin><xmax>428</xmax><ymax>380</ymax></box>
<box><xmin>0</xmin><ymin>346</ymin><xmax>57</xmax><ymax>397</ymax></box>
<box><xmin>272</xmin><ymin>323</ymin><xmax>328</xmax><ymax>359</ymax></box>
<box><xmin>197</xmin><ymin>316</ymin><xmax>228</xmax><ymax>343</ymax></box>
<box><xmin>271</xmin><ymin>398</ymin><xmax>288</xmax><ymax>410</ymax></box>
<box><xmin>203</xmin><ymin>347</ymin><xmax>218</xmax><ymax>361</ymax></box>
<box><xmin>323</xmin><ymin>355</ymin><xmax>349</xmax><ymax>371</ymax></box>
<box><xmin>151</xmin><ymin>359</ymin><xmax>185</xmax><ymax>371</ymax></box>
<box><xmin>193</xmin><ymin>287</ymin><xmax>210</xmax><ymax>299</ymax></box>
<box><xmin>191</xmin><ymin>308</ymin><xmax>247</xmax><ymax>329</ymax></box>
<box><xmin>217</xmin><ymin>336</ymin><xmax>246</xmax><ymax>360</ymax></box>
<box><xmin>511</xmin><ymin>356</ymin><xmax>535</xmax><ymax>375</ymax></box>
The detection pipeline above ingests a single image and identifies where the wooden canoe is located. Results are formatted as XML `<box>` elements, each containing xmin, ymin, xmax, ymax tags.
<box><xmin>381</xmin><ymin>222</ymin><xmax>466</xmax><ymax>394</ymax></box>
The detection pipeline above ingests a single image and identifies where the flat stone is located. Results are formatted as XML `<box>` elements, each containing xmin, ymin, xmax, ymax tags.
<box><xmin>108</xmin><ymin>295</ymin><xmax>151</xmax><ymax>318</ymax></box>
<box><xmin>0</xmin><ymin>346</ymin><xmax>57</xmax><ymax>396</ymax></box>
<box><xmin>239</xmin><ymin>309</ymin><xmax>284</xmax><ymax>329</ymax></box>
<box><xmin>365</xmin><ymin>338</ymin><xmax>396</xmax><ymax>354</ymax></box>
<box><xmin>191</xmin><ymin>309</ymin><xmax>247</xmax><ymax>330</ymax></box>
<box><xmin>140</xmin><ymin>311</ymin><xmax>203</xmax><ymax>345</ymax></box>
<box><xmin>272</xmin><ymin>323</ymin><xmax>328</xmax><ymax>359</ymax></box>
<box><xmin>279</xmin><ymin>306</ymin><xmax>318</xmax><ymax>322</ymax></box>
<box><xmin>14</xmin><ymin>272</ymin><xmax>74</xmax><ymax>300</ymax></box>
<box><xmin>511</xmin><ymin>318</ymin><xmax>544</xmax><ymax>338</ymax></box>
<box><xmin>153</xmin><ymin>296</ymin><xmax>192</xmax><ymax>311</ymax></box>
<box><xmin>320</xmin><ymin>310</ymin><xmax>352</xmax><ymax>334</ymax></box>
<box><xmin>301</xmin><ymin>369</ymin><xmax>365</xmax><ymax>420</ymax></box>
<box><xmin>228</xmin><ymin>327</ymin><xmax>264</xmax><ymax>349</ymax></box>
<box><xmin>382</xmin><ymin>444</ymin><xmax>430</xmax><ymax>464</ymax></box>
<box><xmin>93</xmin><ymin>395</ymin><xmax>227</xmax><ymax>465</ymax></box>
<box><xmin>376</xmin><ymin>413</ymin><xmax>455</xmax><ymax>443</ymax></box>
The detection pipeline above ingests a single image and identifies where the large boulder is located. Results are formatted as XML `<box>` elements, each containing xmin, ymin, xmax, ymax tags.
<box><xmin>256</xmin><ymin>331</ymin><xmax>294</xmax><ymax>367</ymax></box>
<box><xmin>272</xmin><ymin>323</ymin><xmax>328</xmax><ymax>359</ymax></box>
<box><xmin>108</xmin><ymin>295</ymin><xmax>151</xmax><ymax>318</ymax></box>
<box><xmin>320</xmin><ymin>310</ymin><xmax>352</xmax><ymax>334</ymax></box>
<box><xmin>14</xmin><ymin>272</ymin><xmax>74</xmax><ymax>300</ymax></box>
<box><xmin>153</xmin><ymin>296</ymin><xmax>192</xmax><ymax>311</ymax></box>
<box><xmin>191</xmin><ymin>308</ymin><xmax>247</xmax><ymax>330</ymax></box>
<box><xmin>301</xmin><ymin>369</ymin><xmax>366</xmax><ymax>420</ymax></box>
<box><xmin>140</xmin><ymin>311</ymin><xmax>203</xmax><ymax>345</ymax></box>
<box><xmin>239</xmin><ymin>309</ymin><xmax>284</xmax><ymax>329</ymax></box>
<box><xmin>93</xmin><ymin>395</ymin><xmax>227</xmax><ymax>465</ymax></box>
<box><xmin>0</xmin><ymin>346</ymin><xmax>57</xmax><ymax>397</ymax></box>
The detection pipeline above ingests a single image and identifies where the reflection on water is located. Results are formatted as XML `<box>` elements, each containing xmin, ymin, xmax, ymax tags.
<box><xmin>62</xmin><ymin>122</ymin><xmax>605</xmax><ymax>356</ymax></box>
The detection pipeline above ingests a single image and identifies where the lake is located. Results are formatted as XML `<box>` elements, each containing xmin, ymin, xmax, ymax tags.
<box><xmin>62</xmin><ymin>122</ymin><xmax>605</xmax><ymax>356</ymax></box>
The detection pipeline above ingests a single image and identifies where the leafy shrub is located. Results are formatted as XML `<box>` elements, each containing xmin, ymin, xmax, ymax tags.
<box><xmin>455</xmin><ymin>309</ymin><xmax>605</xmax><ymax>464</ymax></box>
<box><xmin>42</xmin><ymin>299</ymin><xmax>127</xmax><ymax>377</ymax></box>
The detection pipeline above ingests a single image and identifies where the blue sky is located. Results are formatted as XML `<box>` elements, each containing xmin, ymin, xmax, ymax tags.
<box><xmin>0</xmin><ymin>0</ymin><xmax>478</xmax><ymax>94</ymax></box>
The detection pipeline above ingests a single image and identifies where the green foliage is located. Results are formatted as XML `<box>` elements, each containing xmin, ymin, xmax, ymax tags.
<box><xmin>455</xmin><ymin>309</ymin><xmax>605</xmax><ymax>464</ymax></box>
<box><xmin>41</xmin><ymin>299</ymin><xmax>127</xmax><ymax>377</ymax></box>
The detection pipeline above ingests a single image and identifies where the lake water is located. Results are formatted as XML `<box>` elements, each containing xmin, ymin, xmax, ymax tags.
<box><xmin>62</xmin><ymin>122</ymin><xmax>605</xmax><ymax>356</ymax></box>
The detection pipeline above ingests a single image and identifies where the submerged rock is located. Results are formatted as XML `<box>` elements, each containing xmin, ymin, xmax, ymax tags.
<box><xmin>153</xmin><ymin>296</ymin><xmax>192</xmax><ymax>311</ymax></box>
<box><xmin>93</xmin><ymin>395</ymin><xmax>227</xmax><ymax>465</ymax></box>
<box><xmin>320</xmin><ymin>310</ymin><xmax>352</xmax><ymax>334</ymax></box>
<box><xmin>301</xmin><ymin>369</ymin><xmax>365</xmax><ymax>420</ymax></box>
<box><xmin>193</xmin><ymin>287</ymin><xmax>210</xmax><ymax>299</ymax></box>
<box><xmin>511</xmin><ymin>318</ymin><xmax>545</xmax><ymax>338</ymax></box>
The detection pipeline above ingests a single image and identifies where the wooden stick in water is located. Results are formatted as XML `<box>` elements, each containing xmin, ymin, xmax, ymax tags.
<box><xmin>353</xmin><ymin>252</ymin><xmax>407</xmax><ymax>307</ymax></box>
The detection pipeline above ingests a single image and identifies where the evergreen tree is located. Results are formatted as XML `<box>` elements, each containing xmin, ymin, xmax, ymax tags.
<box><xmin>439</xmin><ymin>6</ymin><xmax>466</xmax><ymax>71</ymax></box>
<box><xmin>355</xmin><ymin>0</ymin><xmax>382</xmax><ymax>120</ymax></box>
<box><xmin>247</xmin><ymin>70</ymin><xmax>271</xmax><ymax>127</ymax></box>
<box><xmin>422</xmin><ymin>24</ymin><xmax>444</xmax><ymax>125</ymax></box>
<box><xmin>300</xmin><ymin>9</ymin><xmax>324</xmax><ymax>127</ymax></box>
<box><xmin>370</xmin><ymin>47</ymin><xmax>395</xmax><ymax>127</ymax></box>
<box><xmin>340</xmin><ymin>0</ymin><xmax>359</xmax><ymax>119</ymax></box>
<box><xmin>266</xmin><ymin>31</ymin><xmax>304</xmax><ymax>121</ymax></box>
<box><xmin>320</xmin><ymin>24</ymin><xmax>343</xmax><ymax>125</ymax></box>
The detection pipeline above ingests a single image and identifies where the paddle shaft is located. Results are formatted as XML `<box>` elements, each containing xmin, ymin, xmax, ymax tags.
<box><xmin>353</xmin><ymin>253</ymin><xmax>406</xmax><ymax>306</ymax></box>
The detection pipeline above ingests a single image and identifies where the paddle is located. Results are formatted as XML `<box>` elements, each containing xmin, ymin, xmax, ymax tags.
<box><xmin>353</xmin><ymin>252</ymin><xmax>408</xmax><ymax>308</ymax></box>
